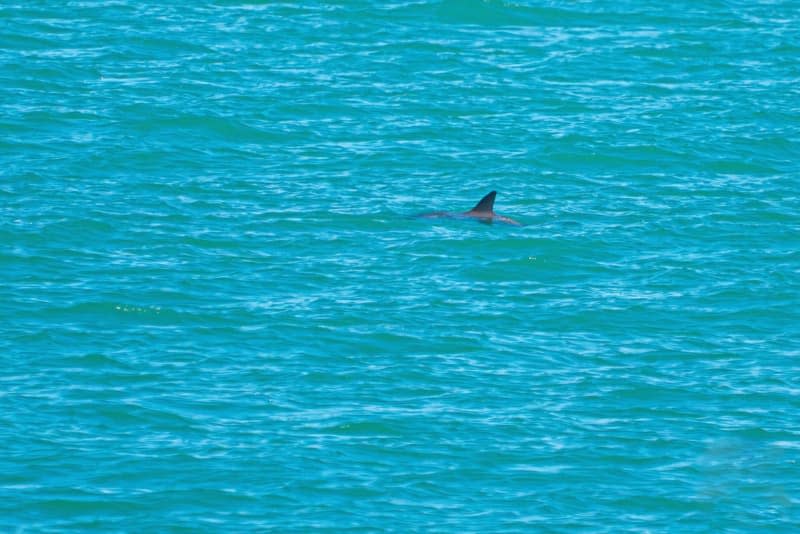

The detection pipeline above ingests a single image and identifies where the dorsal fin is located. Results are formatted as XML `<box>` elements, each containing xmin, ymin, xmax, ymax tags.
<box><xmin>468</xmin><ymin>191</ymin><xmax>496</xmax><ymax>214</ymax></box>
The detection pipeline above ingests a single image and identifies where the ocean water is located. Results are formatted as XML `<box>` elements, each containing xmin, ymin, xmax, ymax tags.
<box><xmin>2</xmin><ymin>0</ymin><xmax>799</xmax><ymax>531</ymax></box>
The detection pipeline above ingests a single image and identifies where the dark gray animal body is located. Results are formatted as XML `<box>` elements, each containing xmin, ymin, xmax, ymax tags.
<box><xmin>419</xmin><ymin>191</ymin><xmax>523</xmax><ymax>226</ymax></box>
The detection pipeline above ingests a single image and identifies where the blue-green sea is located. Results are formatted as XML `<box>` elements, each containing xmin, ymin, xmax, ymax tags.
<box><xmin>2</xmin><ymin>0</ymin><xmax>799</xmax><ymax>531</ymax></box>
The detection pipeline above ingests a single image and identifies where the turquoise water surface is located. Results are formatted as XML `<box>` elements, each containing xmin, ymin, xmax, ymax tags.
<box><xmin>2</xmin><ymin>1</ymin><xmax>799</xmax><ymax>531</ymax></box>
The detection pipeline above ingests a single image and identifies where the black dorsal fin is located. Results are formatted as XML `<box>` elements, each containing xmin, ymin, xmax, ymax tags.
<box><xmin>469</xmin><ymin>191</ymin><xmax>496</xmax><ymax>214</ymax></box>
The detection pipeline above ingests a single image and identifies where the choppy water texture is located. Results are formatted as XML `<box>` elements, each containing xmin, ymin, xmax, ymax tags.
<box><xmin>2</xmin><ymin>0</ymin><xmax>800</xmax><ymax>531</ymax></box>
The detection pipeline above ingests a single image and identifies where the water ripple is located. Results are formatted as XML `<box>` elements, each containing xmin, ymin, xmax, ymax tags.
<box><xmin>2</xmin><ymin>0</ymin><xmax>799</xmax><ymax>531</ymax></box>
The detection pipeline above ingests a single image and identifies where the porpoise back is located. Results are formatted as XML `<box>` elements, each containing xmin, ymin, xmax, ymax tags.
<box><xmin>418</xmin><ymin>191</ymin><xmax>522</xmax><ymax>226</ymax></box>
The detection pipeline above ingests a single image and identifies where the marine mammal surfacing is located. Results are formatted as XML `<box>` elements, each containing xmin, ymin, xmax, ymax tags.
<box><xmin>419</xmin><ymin>191</ymin><xmax>523</xmax><ymax>226</ymax></box>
